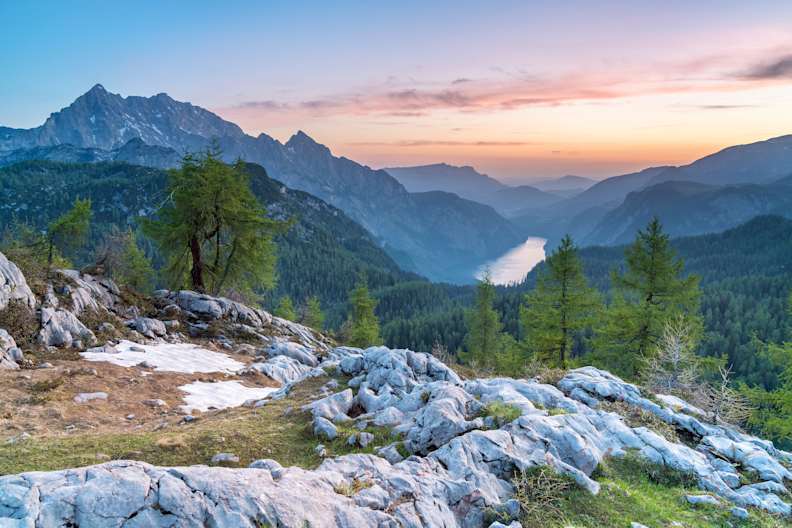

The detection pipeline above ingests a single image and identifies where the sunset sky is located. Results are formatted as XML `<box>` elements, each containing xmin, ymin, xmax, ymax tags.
<box><xmin>2</xmin><ymin>0</ymin><xmax>792</xmax><ymax>183</ymax></box>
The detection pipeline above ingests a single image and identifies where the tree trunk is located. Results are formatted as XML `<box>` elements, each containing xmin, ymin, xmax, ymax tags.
<box><xmin>189</xmin><ymin>235</ymin><xmax>205</xmax><ymax>293</ymax></box>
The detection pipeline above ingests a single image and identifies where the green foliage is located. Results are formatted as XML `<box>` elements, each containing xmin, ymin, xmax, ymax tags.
<box><xmin>520</xmin><ymin>235</ymin><xmax>600</xmax><ymax>368</ymax></box>
<box><xmin>142</xmin><ymin>151</ymin><xmax>284</xmax><ymax>300</ymax></box>
<box><xmin>481</xmin><ymin>401</ymin><xmax>522</xmax><ymax>425</ymax></box>
<box><xmin>275</xmin><ymin>296</ymin><xmax>297</xmax><ymax>321</ymax></box>
<box><xmin>464</xmin><ymin>272</ymin><xmax>502</xmax><ymax>366</ymax></box>
<box><xmin>99</xmin><ymin>228</ymin><xmax>155</xmax><ymax>293</ymax></box>
<box><xmin>303</xmin><ymin>296</ymin><xmax>325</xmax><ymax>330</ymax></box>
<box><xmin>47</xmin><ymin>198</ymin><xmax>92</xmax><ymax>269</ymax></box>
<box><xmin>346</xmin><ymin>280</ymin><xmax>381</xmax><ymax>348</ymax></box>
<box><xmin>592</xmin><ymin>218</ymin><xmax>701</xmax><ymax>378</ymax></box>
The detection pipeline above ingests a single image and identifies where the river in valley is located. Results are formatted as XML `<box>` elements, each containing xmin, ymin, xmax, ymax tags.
<box><xmin>475</xmin><ymin>237</ymin><xmax>547</xmax><ymax>285</ymax></box>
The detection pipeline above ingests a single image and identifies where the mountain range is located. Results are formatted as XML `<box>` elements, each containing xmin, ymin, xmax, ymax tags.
<box><xmin>385</xmin><ymin>163</ymin><xmax>568</xmax><ymax>216</ymax></box>
<box><xmin>0</xmin><ymin>85</ymin><xmax>520</xmax><ymax>283</ymax></box>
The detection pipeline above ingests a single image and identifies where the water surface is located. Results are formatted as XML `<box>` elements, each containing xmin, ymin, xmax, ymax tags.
<box><xmin>476</xmin><ymin>237</ymin><xmax>547</xmax><ymax>285</ymax></box>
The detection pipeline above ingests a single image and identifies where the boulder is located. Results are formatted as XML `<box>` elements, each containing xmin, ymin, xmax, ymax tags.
<box><xmin>38</xmin><ymin>307</ymin><xmax>96</xmax><ymax>348</ymax></box>
<box><xmin>130</xmin><ymin>317</ymin><xmax>167</xmax><ymax>338</ymax></box>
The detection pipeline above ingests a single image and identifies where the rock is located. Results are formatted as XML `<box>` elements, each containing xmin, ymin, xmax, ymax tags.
<box><xmin>249</xmin><ymin>459</ymin><xmax>284</xmax><ymax>479</ymax></box>
<box><xmin>130</xmin><ymin>317</ymin><xmax>167</xmax><ymax>338</ymax></box>
<box><xmin>142</xmin><ymin>399</ymin><xmax>167</xmax><ymax>408</ymax></box>
<box><xmin>235</xmin><ymin>343</ymin><xmax>258</xmax><ymax>356</ymax></box>
<box><xmin>0</xmin><ymin>251</ymin><xmax>36</xmax><ymax>311</ymax></box>
<box><xmin>313</xmin><ymin>417</ymin><xmax>338</xmax><ymax>440</ymax></box>
<box><xmin>0</xmin><ymin>329</ymin><xmax>20</xmax><ymax>369</ymax></box>
<box><xmin>314</xmin><ymin>444</ymin><xmax>327</xmax><ymax>457</ymax></box>
<box><xmin>304</xmin><ymin>389</ymin><xmax>354</xmax><ymax>420</ymax></box>
<box><xmin>686</xmin><ymin>494</ymin><xmax>720</xmax><ymax>506</ymax></box>
<box><xmin>36</xmin><ymin>362</ymin><xmax>54</xmax><ymax>369</ymax></box>
<box><xmin>98</xmin><ymin>321</ymin><xmax>116</xmax><ymax>334</ymax></box>
<box><xmin>242</xmin><ymin>355</ymin><xmax>314</xmax><ymax>385</ymax></box>
<box><xmin>74</xmin><ymin>392</ymin><xmax>108</xmax><ymax>404</ymax></box>
<box><xmin>38</xmin><ymin>307</ymin><xmax>96</xmax><ymax>348</ymax></box>
<box><xmin>631</xmin><ymin>523</ymin><xmax>650</xmax><ymax>528</ymax></box>
<box><xmin>731</xmin><ymin>506</ymin><xmax>749</xmax><ymax>519</ymax></box>
<box><xmin>210</xmin><ymin>453</ymin><xmax>239</xmax><ymax>465</ymax></box>
<box><xmin>264</xmin><ymin>340</ymin><xmax>318</xmax><ymax>367</ymax></box>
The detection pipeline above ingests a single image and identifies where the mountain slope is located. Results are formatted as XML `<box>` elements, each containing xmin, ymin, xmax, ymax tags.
<box><xmin>0</xmin><ymin>86</ymin><xmax>520</xmax><ymax>283</ymax></box>
<box><xmin>531</xmin><ymin>174</ymin><xmax>596</xmax><ymax>192</ymax></box>
<box><xmin>0</xmin><ymin>160</ymin><xmax>418</xmax><ymax>317</ymax></box>
<box><xmin>386</xmin><ymin>163</ymin><xmax>561</xmax><ymax>217</ymax></box>
<box><xmin>385</xmin><ymin>163</ymin><xmax>506</xmax><ymax>199</ymax></box>
<box><xmin>582</xmin><ymin>178</ymin><xmax>792</xmax><ymax>246</ymax></box>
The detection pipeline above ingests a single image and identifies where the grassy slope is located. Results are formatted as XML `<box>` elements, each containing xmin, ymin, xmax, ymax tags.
<box><xmin>1</xmin><ymin>374</ymin><xmax>789</xmax><ymax>527</ymax></box>
<box><xmin>0</xmin><ymin>376</ymin><xmax>392</xmax><ymax>475</ymax></box>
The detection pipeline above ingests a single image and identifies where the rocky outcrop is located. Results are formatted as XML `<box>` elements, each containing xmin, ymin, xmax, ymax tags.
<box><xmin>5</xmin><ymin>345</ymin><xmax>791</xmax><ymax>526</ymax></box>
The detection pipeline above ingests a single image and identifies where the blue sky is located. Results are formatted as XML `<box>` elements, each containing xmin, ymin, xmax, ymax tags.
<box><xmin>3</xmin><ymin>1</ymin><xmax>792</xmax><ymax>181</ymax></box>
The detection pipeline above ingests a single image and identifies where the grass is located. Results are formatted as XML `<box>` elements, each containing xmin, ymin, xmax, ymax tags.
<box><xmin>0</xmin><ymin>375</ymin><xmax>385</xmax><ymax>475</ymax></box>
<box><xmin>480</xmin><ymin>401</ymin><xmax>522</xmax><ymax>425</ymax></box>
<box><xmin>553</xmin><ymin>454</ymin><xmax>788</xmax><ymax>528</ymax></box>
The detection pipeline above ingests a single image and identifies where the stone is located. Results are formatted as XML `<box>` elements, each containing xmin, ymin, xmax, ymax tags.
<box><xmin>130</xmin><ymin>317</ymin><xmax>167</xmax><ymax>338</ymax></box>
<box><xmin>142</xmin><ymin>399</ymin><xmax>167</xmax><ymax>408</ymax></box>
<box><xmin>74</xmin><ymin>392</ymin><xmax>108</xmax><ymax>404</ymax></box>
<box><xmin>313</xmin><ymin>417</ymin><xmax>338</xmax><ymax>440</ymax></box>
<box><xmin>38</xmin><ymin>307</ymin><xmax>96</xmax><ymax>348</ymax></box>
<box><xmin>686</xmin><ymin>494</ymin><xmax>720</xmax><ymax>506</ymax></box>
<box><xmin>210</xmin><ymin>453</ymin><xmax>239</xmax><ymax>465</ymax></box>
<box><xmin>731</xmin><ymin>507</ymin><xmax>749</xmax><ymax>519</ymax></box>
<box><xmin>304</xmin><ymin>389</ymin><xmax>354</xmax><ymax>420</ymax></box>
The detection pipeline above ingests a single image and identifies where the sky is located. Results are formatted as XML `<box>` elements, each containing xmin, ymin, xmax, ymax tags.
<box><xmin>2</xmin><ymin>1</ymin><xmax>792</xmax><ymax>183</ymax></box>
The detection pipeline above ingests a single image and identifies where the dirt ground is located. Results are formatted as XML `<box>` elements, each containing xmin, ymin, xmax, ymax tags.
<box><xmin>0</xmin><ymin>349</ymin><xmax>278</xmax><ymax>441</ymax></box>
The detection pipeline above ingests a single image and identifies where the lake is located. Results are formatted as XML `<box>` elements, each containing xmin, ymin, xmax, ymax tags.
<box><xmin>476</xmin><ymin>237</ymin><xmax>547</xmax><ymax>285</ymax></box>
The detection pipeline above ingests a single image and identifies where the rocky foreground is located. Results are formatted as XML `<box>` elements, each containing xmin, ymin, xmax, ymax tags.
<box><xmin>1</xmin><ymin>252</ymin><xmax>791</xmax><ymax>527</ymax></box>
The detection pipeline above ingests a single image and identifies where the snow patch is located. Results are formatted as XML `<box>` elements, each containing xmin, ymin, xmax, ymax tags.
<box><xmin>178</xmin><ymin>380</ymin><xmax>277</xmax><ymax>412</ymax></box>
<box><xmin>81</xmin><ymin>340</ymin><xmax>245</xmax><ymax>373</ymax></box>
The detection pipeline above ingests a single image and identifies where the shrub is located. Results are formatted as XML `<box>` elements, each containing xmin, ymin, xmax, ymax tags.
<box><xmin>481</xmin><ymin>401</ymin><xmax>522</xmax><ymax>425</ymax></box>
<box><xmin>512</xmin><ymin>466</ymin><xmax>572</xmax><ymax>525</ymax></box>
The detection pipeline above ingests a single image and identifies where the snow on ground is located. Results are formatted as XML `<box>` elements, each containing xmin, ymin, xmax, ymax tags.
<box><xmin>81</xmin><ymin>340</ymin><xmax>245</xmax><ymax>374</ymax></box>
<box><xmin>178</xmin><ymin>380</ymin><xmax>278</xmax><ymax>412</ymax></box>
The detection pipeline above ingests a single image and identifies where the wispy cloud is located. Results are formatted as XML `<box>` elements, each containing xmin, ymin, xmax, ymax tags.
<box><xmin>348</xmin><ymin>140</ymin><xmax>534</xmax><ymax>147</ymax></box>
<box><xmin>228</xmin><ymin>47</ymin><xmax>792</xmax><ymax>121</ymax></box>
<box><xmin>741</xmin><ymin>53</ymin><xmax>792</xmax><ymax>79</ymax></box>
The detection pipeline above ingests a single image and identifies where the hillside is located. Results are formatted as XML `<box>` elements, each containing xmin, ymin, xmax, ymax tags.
<box><xmin>0</xmin><ymin>253</ymin><xmax>789</xmax><ymax>527</ymax></box>
<box><xmin>582</xmin><ymin>178</ymin><xmax>792</xmax><ymax>246</ymax></box>
<box><xmin>0</xmin><ymin>160</ymin><xmax>418</xmax><ymax>320</ymax></box>
<box><xmin>0</xmin><ymin>85</ymin><xmax>521</xmax><ymax>283</ymax></box>
<box><xmin>379</xmin><ymin>216</ymin><xmax>792</xmax><ymax>391</ymax></box>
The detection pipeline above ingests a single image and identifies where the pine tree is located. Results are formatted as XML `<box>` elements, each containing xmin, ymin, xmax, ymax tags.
<box><xmin>142</xmin><ymin>150</ymin><xmax>285</xmax><ymax>300</ymax></box>
<box><xmin>275</xmin><ymin>296</ymin><xmax>297</xmax><ymax>321</ymax></box>
<box><xmin>593</xmin><ymin>218</ymin><xmax>701</xmax><ymax>378</ymax></box>
<box><xmin>347</xmin><ymin>280</ymin><xmax>381</xmax><ymax>348</ymax></box>
<box><xmin>464</xmin><ymin>271</ymin><xmax>503</xmax><ymax>368</ymax></box>
<box><xmin>303</xmin><ymin>296</ymin><xmax>325</xmax><ymax>330</ymax></box>
<box><xmin>46</xmin><ymin>198</ymin><xmax>92</xmax><ymax>272</ymax></box>
<box><xmin>520</xmin><ymin>235</ymin><xmax>600</xmax><ymax>368</ymax></box>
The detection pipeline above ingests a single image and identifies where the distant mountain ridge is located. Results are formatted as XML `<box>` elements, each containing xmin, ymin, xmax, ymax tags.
<box><xmin>0</xmin><ymin>85</ymin><xmax>521</xmax><ymax>283</ymax></box>
<box><xmin>385</xmin><ymin>163</ymin><xmax>561</xmax><ymax>216</ymax></box>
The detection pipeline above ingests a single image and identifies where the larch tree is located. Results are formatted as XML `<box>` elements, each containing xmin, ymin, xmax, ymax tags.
<box><xmin>464</xmin><ymin>271</ymin><xmax>504</xmax><ymax>369</ymax></box>
<box><xmin>520</xmin><ymin>235</ymin><xmax>600</xmax><ymax>368</ymax></box>
<box><xmin>347</xmin><ymin>280</ymin><xmax>381</xmax><ymax>348</ymax></box>
<box><xmin>303</xmin><ymin>296</ymin><xmax>325</xmax><ymax>330</ymax></box>
<box><xmin>593</xmin><ymin>218</ymin><xmax>701</xmax><ymax>378</ymax></box>
<box><xmin>275</xmin><ymin>296</ymin><xmax>297</xmax><ymax>321</ymax></box>
<box><xmin>46</xmin><ymin>198</ymin><xmax>92</xmax><ymax>272</ymax></box>
<box><xmin>143</xmin><ymin>150</ymin><xmax>285</xmax><ymax>300</ymax></box>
